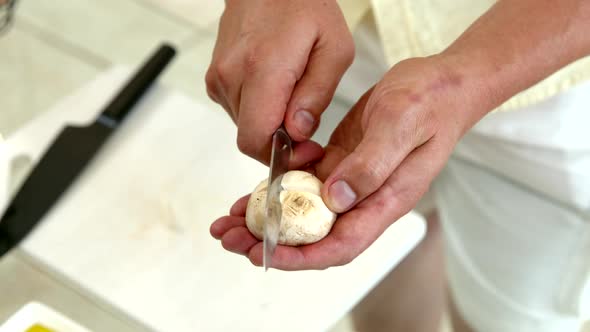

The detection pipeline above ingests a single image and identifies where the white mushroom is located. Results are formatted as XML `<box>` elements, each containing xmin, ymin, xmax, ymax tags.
<box><xmin>245</xmin><ymin>170</ymin><xmax>337</xmax><ymax>246</ymax></box>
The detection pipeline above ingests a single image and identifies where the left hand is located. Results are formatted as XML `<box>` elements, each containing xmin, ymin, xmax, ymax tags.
<box><xmin>210</xmin><ymin>56</ymin><xmax>489</xmax><ymax>270</ymax></box>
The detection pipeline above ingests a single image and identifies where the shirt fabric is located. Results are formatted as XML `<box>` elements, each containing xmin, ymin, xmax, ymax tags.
<box><xmin>337</xmin><ymin>0</ymin><xmax>590</xmax><ymax>112</ymax></box>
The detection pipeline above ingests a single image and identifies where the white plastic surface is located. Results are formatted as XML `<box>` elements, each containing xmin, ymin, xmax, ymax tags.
<box><xmin>0</xmin><ymin>302</ymin><xmax>91</xmax><ymax>332</ymax></box>
<box><xmin>0</xmin><ymin>67</ymin><xmax>426</xmax><ymax>332</ymax></box>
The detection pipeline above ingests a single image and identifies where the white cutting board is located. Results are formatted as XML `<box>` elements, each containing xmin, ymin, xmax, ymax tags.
<box><xmin>0</xmin><ymin>302</ymin><xmax>91</xmax><ymax>332</ymax></box>
<box><xmin>0</xmin><ymin>67</ymin><xmax>426</xmax><ymax>332</ymax></box>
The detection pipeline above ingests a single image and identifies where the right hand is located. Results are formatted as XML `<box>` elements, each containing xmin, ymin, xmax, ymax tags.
<box><xmin>206</xmin><ymin>0</ymin><xmax>355</xmax><ymax>164</ymax></box>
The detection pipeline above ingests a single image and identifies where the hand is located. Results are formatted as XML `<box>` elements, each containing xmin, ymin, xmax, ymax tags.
<box><xmin>210</xmin><ymin>0</ymin><xmax>590</xmax><ymax>270</ymax></box>
<box><xmin>211</xmin><ymin>56</ymin><xmax>489</xmax><ymax>270</ymax></box>
<box><xmin>205</xmin><ymin>0</ymin><xmax>354</xmax><ymax>164</ymax></box>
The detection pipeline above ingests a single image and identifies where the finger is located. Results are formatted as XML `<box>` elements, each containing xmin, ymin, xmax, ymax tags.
<box><xmin>237</xmin><ymin>67</ymin><xmax>299</xmax><ymax>162</ymax></box>
<box><xmin>313</xmin><ymin>88</ymin><xmax>373</xmax><ymax>181</ymax></box>
<box><xmin>205</xmin><ymin>13</ymin><xmax>241</xmax><ymax>121</ymax></box>
<box><xmin>321</xmin><ymin>140</ymin><xmax>405</xmax><ymax>213</ymax></box>
<box><xmin>210</xmin><ymin>216</ymin><xmax>246</xmax><ymax>239</ymax></box>
<box><xmin>286</xmin><ymin>140</ymin><xmax>446</xmax><ymax>269</ymax></box>
<box><xmin>227</xmin><ymin>141</ymin><xmax>323</xmax><ymax>214</ymax></box>
<box><xmin>254</xmin><ymin>139</ymin><xmax>324</xmax><ymax>168</ymax></box>
<box><xmin>205</xmin><ymin>69</ymin><xmax>234</xmax><ymax>120</ymax></box>
<box><xmin>247</xmin><ymin>243</ymin><xmax>263</xmax><ymax>267</ymax></box>
<box><xmin>212</xmin><ymin>54</ymin><xmax>244</xmax><ymax>120</ymax></box>
<box><xmin>248</xmin><ymin>137</ymin><xmax>451</xmax><ymax>271</ymax></box>
<box><xmin>205</xmin><ymin>31</ymin><xmax>224</xmax><ymax>105</ymax></box>
<box><xmin>249</xmin><ymin>139</ymin><xmax>448</xmax><ymax>270</ymax></box>
<box><xmin>289</xmin><ymin>140</ymin><xmax>324</xmax><ymax>170</ymax></box>
<box><xmin>205</xmin><ymin>62</ymin><xmax>234</xmax><ymax>119</ymax></box>
<box><xmin>230</xmin><ymin>195</ymin><xmax>251</xmax><ymax>216</ymax></box>
<box><xmin>247</xmin><ymin>202</ymin><xmax>390</xmax><ymax>270</ymax></box>
<box><xmin>228</xmin><ymin>139</ymin><xmax>322</xmax><ymax>211</ymax></box>
<box><xmin>237</xmin><ymin>33</ymin><xmax>317</xmax><ymax>163</ymax></box>
<box><xmin>378</xmin><ymin>135</ymin><xmax>452</xmax><ymax>212</ymax></box>
<box><xmin>284</xmin><ymin>37</ymin><xmax>355</xmax><ymax>141</ymax></box>
<box><xmin>321</xmin><ymin>105</ymin><xmax>429</xmax><ymax>213</ymax></box>
<box><xmin>314</xmin><ymin>144</ymin><xmax>348</xmax><ymax>182</ymax></box>
<box><xmin>221</xmin><ymin>226</ymin><xmax>260</xmax><ymax>256</ymax></box>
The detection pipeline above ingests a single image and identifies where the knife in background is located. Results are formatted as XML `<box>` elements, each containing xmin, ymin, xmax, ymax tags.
<box><xmin>263</xmin><ymin>126</ymin><xmax>292</xmax><ymax>271</ymax></box>
<box><xmin>0</xmin><ymin>43</ymin><xmax>176</xmax><ymax>258</ymax></box>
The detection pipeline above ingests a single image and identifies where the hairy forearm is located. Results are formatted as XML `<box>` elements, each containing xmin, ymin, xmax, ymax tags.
<box><xmin>441</xmin><ymin>0</ymin><xmax>590</xmax><ymax>116</ymax></box>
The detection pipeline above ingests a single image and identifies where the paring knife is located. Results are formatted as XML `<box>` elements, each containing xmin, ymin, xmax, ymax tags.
<box><xmin>263</xmin><ymin>126</ymin><xmax>292</xmax><ymax>271</ymax></box>
<box><xmin>0</xmin><ymin>43</ymin><xmax>176</xmax><ymax>258</ymax></box>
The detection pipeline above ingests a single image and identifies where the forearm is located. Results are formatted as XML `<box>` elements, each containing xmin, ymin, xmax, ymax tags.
<box><xmin>441</xmin><ymin>0</ymin><xmax>590</xmax><ymax>119</ymax></box>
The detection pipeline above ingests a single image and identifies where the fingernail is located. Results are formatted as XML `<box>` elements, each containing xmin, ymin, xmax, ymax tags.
<box><xmin>294</xmin><ymin>110</ymin><xmax>315</xmax><ymax>137</ymax></box>
<box><xmin>328</xmin><ymin>180</ymin><xmax>357</xmax><ymax>212</ymax></box>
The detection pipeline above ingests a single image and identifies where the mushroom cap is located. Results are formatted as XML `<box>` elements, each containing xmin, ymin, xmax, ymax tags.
<box><xmin>245</xmin><ymin>170</ymin><xmax>337</xmax><ymax>246</ymax></box>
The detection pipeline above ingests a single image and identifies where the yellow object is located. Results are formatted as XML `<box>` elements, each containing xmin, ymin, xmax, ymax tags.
<box><xmin>26</xmin><ymin>324</ymin><xmax>56</xmax><ymax>332</ymax></box>
<box><xmin>337</xmin><ymin>0</ymin><xmax>371</xmax><ymax>31</ymax></box>
<box><xmin>337</xmin><ymin>0</ymin><xmax>590</xmax><ymax>112</ymax></box>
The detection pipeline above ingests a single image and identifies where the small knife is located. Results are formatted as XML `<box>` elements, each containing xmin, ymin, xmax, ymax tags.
<box><xmin>263</xmin><ymin>126</ymin><xmax>292</xmax><ymax>271</ymax></box>
<box><xmin>0</xmin><ymin>43</ymin><xmax>176</xmax><ymax>258</ymax></box>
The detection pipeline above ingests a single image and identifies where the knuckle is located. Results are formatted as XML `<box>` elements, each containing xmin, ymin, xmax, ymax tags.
<box><xmin>221</xmin><ymin>238</ymin><xmax>233</xmax><ymax>252</ymax></box>
<box><xmin>248</xmin><ymin>253</ymin><xmax>262</xmax><ymax>267</ymax></box>
<box><xmin>370</xmin><ymin>87</ymin><xmax>436</xmax><ymax>146</ymax></box>
<box><xmin>327</xmin><ymin>32</ymin><xmax>355</xmax><ymax>67</ymax></box>
<box><xmin>420</xmin><ymin>109</ymin><xmax>440</xmax><ymax>142</ymax></box>
<box><xmin>306</xmin><ymin>82</ymin><xmax>333</xmax><ymax>103</ymax></box>
<box><xmin>244</xmin><ymin>44</ymin><xmax>264</xmax><ymax>74</ymax></box>
<box><xmin>205</xmin><ymin>85</ymin><xmax>218</xmax><ymax>103</ymax></box>
<box><xmin>353</xmin><ymin>156</ymin><xmax>390</xmax><ymax>191</ymax></box>
<box><xmin>397</xmin><ymin>96</ymin><xmax>438</xmax><ymax>145</ymax></box>
<box><xmin>335</xmin><ymin>252</ymin><xmax>355</xmax><ymax>266</ymax></box>
<box><xmin>282</xmin><ymin>67</ymin><xmax>299</xmax><ymax>86</ymax></box>
<box><xmin>236</xmin><ymin>137</ymin><xmax>249</xmax><ymax>155</ymax></box>
<box><xmin>396</xmin><ymin>184</ymin><xmax>427</xmax><ymax>214</ymax></box>
<box><xmin>341</xmin><ymin>36</ymin><xmax>355</xmax><ymax>65</ymax></box>
<box><xmin>205</xmin><ymin>69</ymin><xmax>221</xmax><ymax>101</ymax></box>
<box><xmin>369</xmin><ymin>93</ymin><xmax>395</xmax><ymax>116</ymax></box>
<box><xmin>205</xmin><ymin>66</ymin><xmax>218</xmax><ymax>92</ymax></box>
<box><xmin>213</xmin><ymin>59</ymin><xmax>233</xmax><ymax>88</ymax></box>
<box><xmin>236</xmin><ymin>134</ymin><xmax>256</xmax><ymax>156</ymax></box>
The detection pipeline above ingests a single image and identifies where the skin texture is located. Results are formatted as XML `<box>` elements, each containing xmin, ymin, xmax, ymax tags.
<box><xmin>205</xmin><ymin>0</ymin><xmax>354</xmax><ymax>164</ymax></box>
<box><xmin>208</xmin><ymin>2</ymin><xmax>590</xmax><ymax>330</ymax></box>
<box><xmin>210</xmin><ymin>0</ymin><xmax>590</xmax><ymax>271</ymax></box>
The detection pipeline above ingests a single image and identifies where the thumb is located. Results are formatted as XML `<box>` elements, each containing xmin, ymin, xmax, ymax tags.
<box><xmin>284</xmin><ymin>36</ymin><xmax>355</xmax><ymax>141</ymax></box>
<box><xmin>321</xmin><ymin>118</ymin><xmax>416</xmax><ymax>213</ymax></box>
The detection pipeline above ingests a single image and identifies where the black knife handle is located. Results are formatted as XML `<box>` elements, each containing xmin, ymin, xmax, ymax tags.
<box><xmin>0</xmin><ymin>44</ymin><xmax>176</xmax><ymax>259</ymax></box>
<box><xmin>100</xmin><ymin>43</ymin><xmax>176</xmax><ymax>126</ymax></box>
<box><xmin>0</xmin><ymin>233</ymin><xmax>8</xmax><ymax>257</ymax></box>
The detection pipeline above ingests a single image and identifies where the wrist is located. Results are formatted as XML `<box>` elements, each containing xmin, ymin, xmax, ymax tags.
<box><xmin>434</xmin><ymin>50</ymin><xmax>507</xmax><ymax>129</ymax></box>
<box><xmin>375</xmin><ymin>55</ymin><xmax>491</xmax><ymax>142</ymax></box>
<box><xmin>436</xmin><ymin>0</ymin><xmax>590</xmax><ymax>125</ymax></box>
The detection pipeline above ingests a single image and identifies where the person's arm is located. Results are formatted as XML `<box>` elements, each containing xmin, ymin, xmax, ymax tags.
<box><xmin>443</xmin><ymin>0</ymin><xmax>590</xmax><ymax>127</ymax></box>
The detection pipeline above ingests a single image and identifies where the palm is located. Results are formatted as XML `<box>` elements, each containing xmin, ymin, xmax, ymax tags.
<box><xmin>211</xmin><ymin>91</ymin><xmax>399</xmax><ymax>270</ymax></box>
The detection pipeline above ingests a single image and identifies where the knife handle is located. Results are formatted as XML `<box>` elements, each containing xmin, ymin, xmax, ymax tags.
<box><xmin>100</xmin><ymin>43</ymin><xmax>176</xmax><ymax>126</ymax></box>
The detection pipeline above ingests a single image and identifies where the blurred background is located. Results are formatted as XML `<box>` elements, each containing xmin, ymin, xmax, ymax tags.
<box><xmin>0</xmin><ymin>0</ymin><xmax>223</xmax><ymax>138</ymax></box>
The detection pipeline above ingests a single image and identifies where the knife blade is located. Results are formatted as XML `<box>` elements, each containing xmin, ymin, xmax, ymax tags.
<box><xmin>263</xmin><ymin>126</ymin><xmax>292</xmax><ymax>271</ymax></box>
<box><xmin>0</xmin><ymin>43</ymin><xmax>176</xmax><ymax>258</ymax></box>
